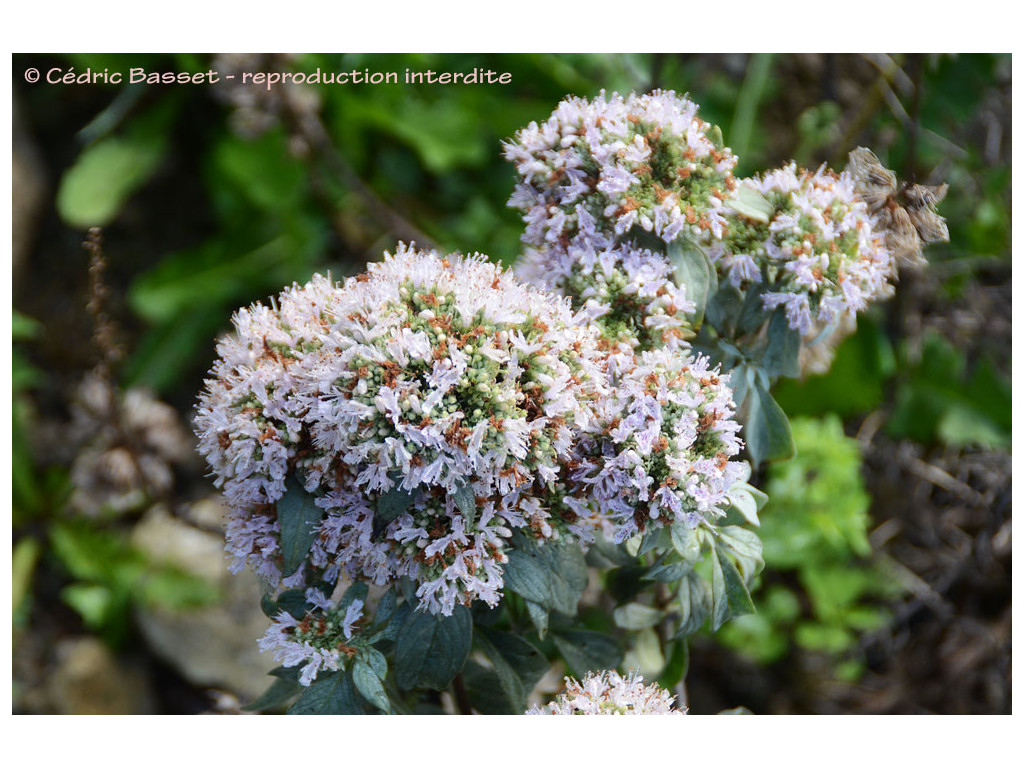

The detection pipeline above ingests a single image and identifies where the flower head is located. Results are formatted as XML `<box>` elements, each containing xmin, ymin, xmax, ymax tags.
<box><xmin>573</xmin><ymin>348</ymin><xmax>745</xmax><ymax>542</ymax></box>
<box><xmin>196</xmin><ymin>244</ymin><xmax>606</xmax><ymax>613</ymax></box>
<box><xmin>710</xmin><ymin>163</ymin><xmax>892</xmax><ymax>334</ymax></box>
<box><xmin>526</xmin><ymin>669</ymin><xmax>683</xmax><ymax>715</ymax></box>
<box><xmin>258</xmin><ymin>596</ymin><xmax>364</xmax><ymax>686</ymax></box>
<box><xmin>516</xmin><ymin>231</ymin><xmax>695</xmax><ymax>352</ymax></box>
<box><xmin>506</xmin><ymin>90</ymin><xmax>736</xmax><ymax>250</ymax></box>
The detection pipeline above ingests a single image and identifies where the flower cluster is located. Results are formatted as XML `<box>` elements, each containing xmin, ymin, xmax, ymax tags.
<box><xmin>516</xmin><ymin>233</ymin><xmax>695</xmax><ymax>352</ymax></box>
<box><xmin>258</xmin><ymin>589</ymin><xmax>364</xmax><ymax>686</ymax></box>
<box><xmin>505</xmin><ymin>89</ymin><xmax>737</xmax><ymax>250</ymax></box>
<box><xmin>196</xmin><ymin>244</ymin><xmax>606</xmax><ymax>614</ymax></box>
<box><xmin>573</xmin><ymin>348</ymin><xmax>745</xmax><ymax>542</ymax></box>
<box><xmin>710</xmin><ymin>163</ymin><xmax>892</xmax><ymax>335</ymax></box>
<box><xmin>526</xmin><ymin>669</ymin><xmax>683</xmax><ymax>715</ymax></box>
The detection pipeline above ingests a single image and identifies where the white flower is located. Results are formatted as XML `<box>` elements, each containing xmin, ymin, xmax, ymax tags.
<box><xmin>713</xmin><ymin>164</ymin><xmax>892</xmax><ymax>334</ymax></box>
<box><xmin>257</xmin><ymin>597</ymin><xmax>365</xmax><ymax>686</ymax></box>
<box><xmin>197</xmin><ymin>244</ymin><xmax>607</xmax><ymax>614</ymax></box>
<box><xmin>516</xmin><ymin>231</ymin><xmax>696</xmax><ymax>352</ymax></box>
<box><xmin>574</xmin><ymin>348</ymin><xmax>745</xmax><ymax>542</ymax></box>
<box><xmin>505</xmin><ymin>90</ymin><xmax>736</xmax><ymax>252</ymax></box>
<box><xmin>526</xmin><ymin>670</ymin><xmax>683</xmax><ymax>715</ymax></box>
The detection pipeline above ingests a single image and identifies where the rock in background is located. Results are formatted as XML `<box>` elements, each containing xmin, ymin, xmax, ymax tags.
<box><xmin>131</xmin><ymin>499</ymin><xmax>277</xmax><ymax>702</ymax></box>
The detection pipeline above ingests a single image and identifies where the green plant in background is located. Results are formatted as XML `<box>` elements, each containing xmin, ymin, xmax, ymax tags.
<box><xmin>718</xmin><ymin>415</ymin><xmax>900</xmax><ymax>678</ymax></box>
<box><xmin>50</xmin><ymin>519</ymin><xmax>220</xmax><ymax>646</ymax></box>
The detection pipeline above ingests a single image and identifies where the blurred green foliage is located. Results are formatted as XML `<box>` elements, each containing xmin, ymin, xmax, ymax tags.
<box><xmin>49</xmin><ymin>518</ymin><xmax>220</xmax><ymax>647</ymax></box>
<box><xmin>718</xmin><ymin>416</ymin><xmax>899</xmax><ymax>674</ymax></box>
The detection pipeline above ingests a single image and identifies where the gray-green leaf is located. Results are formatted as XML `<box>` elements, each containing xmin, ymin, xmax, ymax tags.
<box><xmin>452</xmin><ymin>484</ymin><xmax>476</xmax><ymax>528</ymax></box>
<box><xmin>288</xmin><ymin>669</ymin><xmax>363</xmax><ymax>715</ymax></box>
<box><xmin>553</xmin><ymin>630</ymin><xmax>623</xmax><ymax>677</ymax></box>
<box><xmin>667</xmin><ymin>237</ymin><xmax>718</xmax><ymax>329</ymax></box>
<box><xmin>743</xmin><ymin>376</ymin><xmax>796</xmax><ymax>466</ymax></box>
<box><xmin>762</xmin><ymin>308</ymin><xmax>801</xmax><ymax>379</ymax></box>
<box><xmin>613</xmin><ymin>602</ymin><xmax>664</xmax><ymax>630</ymax></box>
<box><xmin>710</xmin><ymin>543</ymin><xmax>756</xmax><ymax>631</ymax></box>
<box><xmin>504</xmin><ymin>536</ymin><xmax>588</xmax><ymax>616</ymax></box>
<box><xmin>352</xmin><ymin>659</ymin><xmax>391</xmax><ymax>714</ymax></box>
<box><xmin>394</xmin><ymin>604</ymin><xmax>472</xmax><ymax>690</ymax></box>
<box><xmin>674</xmin><ymin>573</ymin><xmax>711</xmax><ymax>638</ymax></box>
<box><xmin>729</xmin><ymin>185</ymin><xmax>774</xmax><ymax>224</ymax></box>
<box><xmin>277</xmin><ymin>479</ymin><xmax>325</xmax><ymax>577</ymax></box>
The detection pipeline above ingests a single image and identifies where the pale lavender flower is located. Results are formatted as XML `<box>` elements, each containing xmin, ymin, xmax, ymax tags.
<box><xmin>196</xmin><ymin>244</ymin><xmax>608</xmax><ymax>614</ymax></box>
<box><xmin>526</xmin><ymin>669</ymin><xmax>683</xmax><ymax>715</ymax></box>
<box><xmin>573</xmin><ymin>348</ymin><xmax>745</xmax><ymax>542</ymax></box>
<box><xmin>711</xmin><ymin>163</ymin><xmax>892</xmax><ymax>334</ymax></box>
<box><xmin>258</xmin><ymin>598</ymin><xmax>365</xmax><ymax>686</ymax></box>
<box><xmin>505</xmin><ymin>90</ymin><xmax>736</xmax><ymax>251</ymax></box>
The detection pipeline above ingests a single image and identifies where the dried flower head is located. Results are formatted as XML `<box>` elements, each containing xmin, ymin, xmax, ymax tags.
<box><xmin>70</xmin><ymin>372</ymin><xmax>192</xmax><ymax>517</ymax></box>
<box><xmin>846</xmin><ymin>147</ymin><xmax>949</xmax><ymax>272</ymax></box>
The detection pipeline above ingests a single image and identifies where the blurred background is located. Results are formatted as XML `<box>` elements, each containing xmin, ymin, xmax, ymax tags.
<box><xmin>11</xmin><ymin>52</ymin><xmax>1011</xmax><ymax>714</ymax></box>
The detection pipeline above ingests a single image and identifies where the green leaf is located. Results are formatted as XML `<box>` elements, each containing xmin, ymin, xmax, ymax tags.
<box><xmin>375</xmin><ymin>485</ymin><xmax>416</xmax><ymax>529</ymax></box>
<box><xmin>669</xmin><ymin>522</ymin><xmax>702</xmax><ymax>562</ymax></box>
<box><xmin>452</xmin><ymin>483</ymin><xmax>476</xmax><ymax>528</ymax></box>
<box><xmin>61</xmin><ymin>584</ymin><xmax>115</xmax><ymax>630</ymax></box>
<box><xmin>372</xmin><ymin>601</ymin><xmax>413</xmax><ymax>643</ymax></box>
<box><xmin>475</xmin><ymin>632</ymin><xmax>526</xmax><ymax>714</ymax></box>
<box><xmin>487</xmin><ymin>633</ymin><xmax>548</xmax><ymax>691</ymax></box>
<box><xmin>729</xmin><ymin>184</ymin><xmax>774</xmax><ymax>224</ymax></box>
<box><xmin>642</xmin><ymin>551</ymin><xmax>694</xmax><ymax>583</ymax></box>
<box><xmin>338</xmin><ymin>580</ymin><xmax>369</xmax><ymax>613</ymax></box>
<box><xmin>461</xmin><ymin>663</ymin><xmax>513</xmax><ymax>715</ymax></box>
<box><xmin>213</xmin><ymin>129</ymin><xmax>306</xmax><ymax>212</ymax></box>
<box><xmin>667</xmin><ymin>237</ymin><xmax>718</xmax><ymax>329</ymax></box>
<box><xmin>242</xmin><ymin>676</ymin><xmax>302</xmax><ymax>712</ymax></box>
<box><xmin>524</xmin><ymin>600</ymin><xmax>549</xmax><ymax>638</ymax></box>
<box><xmin>352</xmin><ymin>659</ymin><xmax>391</xmax><ymax>714</ymax></box>
<box><xmin>613</xmin><ymin>602</ymin><xmax>664</xmax><ymax>630</ymax></box>
<box><xmin>57</xmin><ymin>135</ymin><xmax>166</xmax><ymax>228</ymax></box>
<box><xmin>503</xmin><ymin>536</ymin><xmax>588</xmax><ymax>616</ymax></box>
<box><xmin>705</xmin><ymin>284</ymin><xmax>744</xmax><ymax>337</ymax></box>
<box><xmin>269</xmin><ymin>664</ymin><xmax>302</xmax><ymax>684</ymax></box>
<box><xmin>270</xmin><ymin>588</ymin><xmax>311</xmax><ymax>620</ymax></box>
<box><xmin>360</xmin><ymin>647</ymin><xmax>389</xmax><ymax>680</ymax></box>
<box><xmin>737</xmin><ymin>282</ymin><xmax>771</xmax><ymax>336</ymax></box>
<box><xmin>12</xmin><ymin>537</ymin><xmax>41</xmax><ymax>620</ymax></box>
<box><xmin>674</xmin><ymin>573</ymin><xmax>711</xmax><ymax>639</ymax></box>
<box><xmin>744</xmin><ymin>375</ymin><xmax>796</xmax><ymax>465</ymax></box>
<box><xmin>288</xmin><ymin>669</ymin><xmax>364</xmax><ymax>715</ymax></box>
<box><xmin>374</xmin><ymin>587</ymin><xmax>398</xmax><ymax>628</ymax></box>
<box><xmin>276</xmin><ymin>479</ymin><xmax>325</xmax><ymax>577</ymax></box>
<box><xmin>585</xmin><ymin>537</ymin><xmax>637</xmax><ymax>568</ymax></box>
<box><xmin>657</xmin><ymin>639</ymin><xmax>689</xmax><ymax>691</ymax></box>
<box><xmin>394</xmin><ymin>604</ymin><xmax>472</xmax><ymax>690</ymax></box>
<box><xmin>726</xmin><ymin>486</ymin><xmax>761</xmax><ymax>526</ymax></box>
<box><xmin>552</xmin><ymin>631</ymin><xmax>623</xmax><ymax>677</ymax></box>
<box><xmin>762</xmin><ymin>309</ymin><xmax>801</xmax><ymax>379</ymax></box>
<box><xmin>715</xmin><ymin>526</ymin><xmax>765</xmax><ymax>583</ymax></box>
<box><xmin>710</xmin><ymin>543</ymin><xmax>756</xmax><ymax>631</ymax></box>
<box><xmin>638</xmin><ymin>526</ymin><xmax>671</xmax><ymax>557</ymax></box>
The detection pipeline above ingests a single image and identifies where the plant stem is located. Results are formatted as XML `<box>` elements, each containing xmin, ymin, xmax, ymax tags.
<box><xmin>452</xmin><ymin>672</ymin><xmax>473</xmax><ymax>715</ymax></box>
